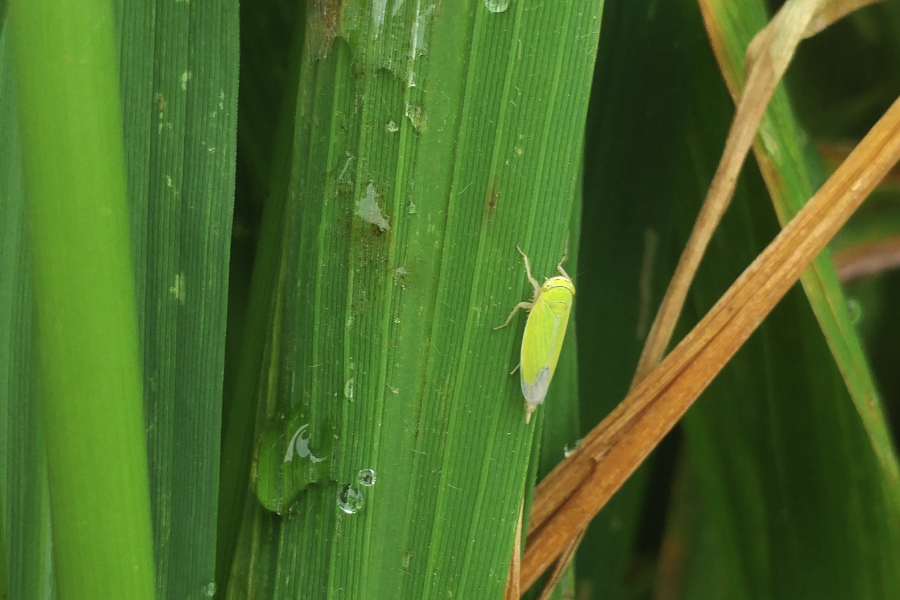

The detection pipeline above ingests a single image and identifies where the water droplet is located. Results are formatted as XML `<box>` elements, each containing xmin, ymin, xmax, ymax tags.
<box><xmin>564</xmin><ymin>439</ymin><xmax>582</xmax><ymax>457</ymax></box>
<box><xmin>847</xmin><ymin>298</ymin><xmax>862</xmax><ymax>325</ymax></box>
<box><xmin>284</xmin><ymin>423</ymin><xmax>327</xmax><ymax>463</ymax></box>
<box><xmin>484</xmin><ymin>0</ymin><xmax>510</xmax><ymax>13</ymax></box>
<box><xmin>386</xmin><ymin>119</ymin><xmax>399</xmax><ymax>133</ymax></box>
<box><xmin>202</xmin><ymin>582</ymin><xmax>216</xmax><ymax>597</ymax></box>
<box><xmin>357</xmin><ymin>468</ymin><xmax>377</xmax><ymax>487</ymax></box>
<box><xmin>253</xmin><ymin>409</ymin><xmax>335</xmax><ymax>515</ymax></box>
<box><xmin>337</xmin><ymin>484</ymin><xmax>364</xmax><ymax>514</ymax></box>
<box><xmin>344</xmin><ymin>377</ymin><xmax>355</xmax><ymax>401</ymax></box>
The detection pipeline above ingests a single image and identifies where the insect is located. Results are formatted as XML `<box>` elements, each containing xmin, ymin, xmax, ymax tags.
<box><xmin>494</xmin><ymin>243</ymin><xmax>575</xmax><ymax>424</ymax></box>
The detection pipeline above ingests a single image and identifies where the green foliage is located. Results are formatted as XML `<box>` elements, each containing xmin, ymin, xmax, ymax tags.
<box><xmin>228</xmin><ymin>2</ymin><xmax>602</xmax><ymax>598</ymax></box>
<box><xmin>2</xmin><ymin>0</ymin><xmax>238</xmax><ymax>596</ymax></box>
<box><xmin>8</xmin><ymin>0</ymin><xmax>155</xmax><ymax>597</ymax></box>
<box><xmin>576</xmin><ymin>0</ymin><xmax>900</xmax><ymax>598</ymax></box>
<box><xmin>3</xmin><ymin>0</ymin><xmax>900</xmax><ymax>599</ymax></box>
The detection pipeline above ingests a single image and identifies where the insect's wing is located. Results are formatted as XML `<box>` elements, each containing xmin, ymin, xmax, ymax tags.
<box><xmin>519</xmin><ymin>286</ymin><xmax>574</xmax><ymax>405</ymax></box>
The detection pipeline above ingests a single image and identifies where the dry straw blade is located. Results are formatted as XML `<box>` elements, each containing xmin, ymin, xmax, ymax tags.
<box><xmin>635</xmin><ymin>0</ymin><xmax>884</xmax><ymax>387</ymax></box>
<box><xmin>700</xmin><ymin>0</ymin><xmax>900</xmax><ymax>509</ymax></box>
<box><xmin>523</xmin><ymin>92</ymin><xmax>900</xmax><ymax>589</ymax></box>
<box><xmin>519</xmin><ymin>0</ymin><xmax>900</xmax><ymax>592</ymax></box>
<box><xmin>521</xmin><ymin>47</ymin><xmax>900</xmax><ymax>598</ymax></box>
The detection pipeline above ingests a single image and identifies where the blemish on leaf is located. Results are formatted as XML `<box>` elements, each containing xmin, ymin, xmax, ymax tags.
<box><xmin>355</xmin><ymin>182</ymin><xmax>391</xmax><ymax>231</ymax></box>
<box><xmin>338</xmin><ymin>153</ymin><xmax>355</xmax><ymax>182</ymax></box>
<box><xmin>308</xmin><ymin>0</ymin><xmax>344</xmax><ymax>58</ymax></box>
<box><xmin>484</xmin><ymin>0</ymin><xmax>510</xmax><ymax>12</ymax></box>
<box><xmin>409</xmin><ymin>4</ymin><xmax>435</xmax><ymax>60</ymax></box>
<box><xmin>394</xmin><ymin>266</ymin><xmax>409</xmax><ymax>287</ymax></box>
<box><xmin>170</xmin><ymin>273</ymin><xmax>186</xmax><ymax>304</ymax></box>
<box><xmin>485</xmin><ymin>181</ymin><xmax>500</xmax><ymax>219</ymax></box>
<box><xmin>373</xmin><ymin>0</ymin><xmax>388</xmax><ymax>38</ymax></box>
<box><xmin>404</xmin><ymin>102</ymin><xmax>427</xmax><ymax>132</ymax></box>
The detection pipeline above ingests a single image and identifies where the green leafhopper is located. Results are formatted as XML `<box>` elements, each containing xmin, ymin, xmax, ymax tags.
<box><xmin>494</xmin><ymin>244</ymin><xmax>575</xmax><ymax>424</ymax></box>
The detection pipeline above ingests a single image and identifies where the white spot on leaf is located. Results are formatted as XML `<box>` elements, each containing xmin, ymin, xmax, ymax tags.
<box><xmin>170</xmin><ymin>273</ymin><xmax>186</xmax><ymax>304</ymax></box>
<box><xmin>373</xmin><ymin>0</ymin><xmax>388</xmax><ymax>38</ymax></box>
<box><xmin>409</xmin><ymin>5</ymin><xmax>435</xmax><ymax>60</ymax></box>
<box><xmin>484</xmin><ymin>0</ymin><xmax>510</xmax><ymax>12</ymax></box>
<box><xmin>355</xmin><ymin>183</ymin><xmax>391</xmax><ymax>231</ymax></box>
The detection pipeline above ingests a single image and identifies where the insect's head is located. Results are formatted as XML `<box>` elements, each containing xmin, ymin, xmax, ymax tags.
<box><xmin>541</xmin><ymin>276</ymin><xmax>576</xmax><ymax>295</ymax></box>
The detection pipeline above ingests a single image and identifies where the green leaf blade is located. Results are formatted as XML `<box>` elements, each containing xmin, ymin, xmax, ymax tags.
<box><xmin>233</xmin><ymin>2</ymin><xmax>604</xmax><ymax>598</ymax></box>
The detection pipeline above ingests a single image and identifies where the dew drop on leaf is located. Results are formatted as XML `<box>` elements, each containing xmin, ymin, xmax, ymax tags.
<box><xmin>337</xmin><ymin>484</ymin><xmax>364</xmax><ymax>514</ymax></box>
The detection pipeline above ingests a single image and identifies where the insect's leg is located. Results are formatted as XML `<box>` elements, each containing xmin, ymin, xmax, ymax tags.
<box><xmin>516</xmin><ymin>245</ymin><xmax>541</xmax><ymax>293</ymax></box>
<box><xmin>492</xmin><ymin>302</ymin><xmax>533</xmax><ymax>330</ymax></box>
<box><xmin>509</xmin><ymin>363</ymin><xmax>520</xmax><ymax>376</ymax></box>
<box><xmin>557</xmin><ymin>234</ymin><xmax>572</xmax><ymax>279</ymax></box>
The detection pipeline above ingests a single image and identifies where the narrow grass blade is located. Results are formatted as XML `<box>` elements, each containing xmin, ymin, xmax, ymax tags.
<box><xmin>9</xmin><ymin>0</ymin><xmax>156</xmax><ymax>596</ymax></box>
<box><xmin>0</xmin><ymin>24</ymin><xmax>53</xmax><ymax>600</ymax></box>
<box><xmin>217</xmin><ymin>2</ymin><xmax>306</xmax><ymax>588</ymax></box>
<box><xmin>0</xmin><ymin>489</ymin><xmax>7</xmax><ymax>600</ymax></box>
<box><xmin>114</xmin><ymin>0</ymin><xmax>239</xmax><ymax>595</ymax></box>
